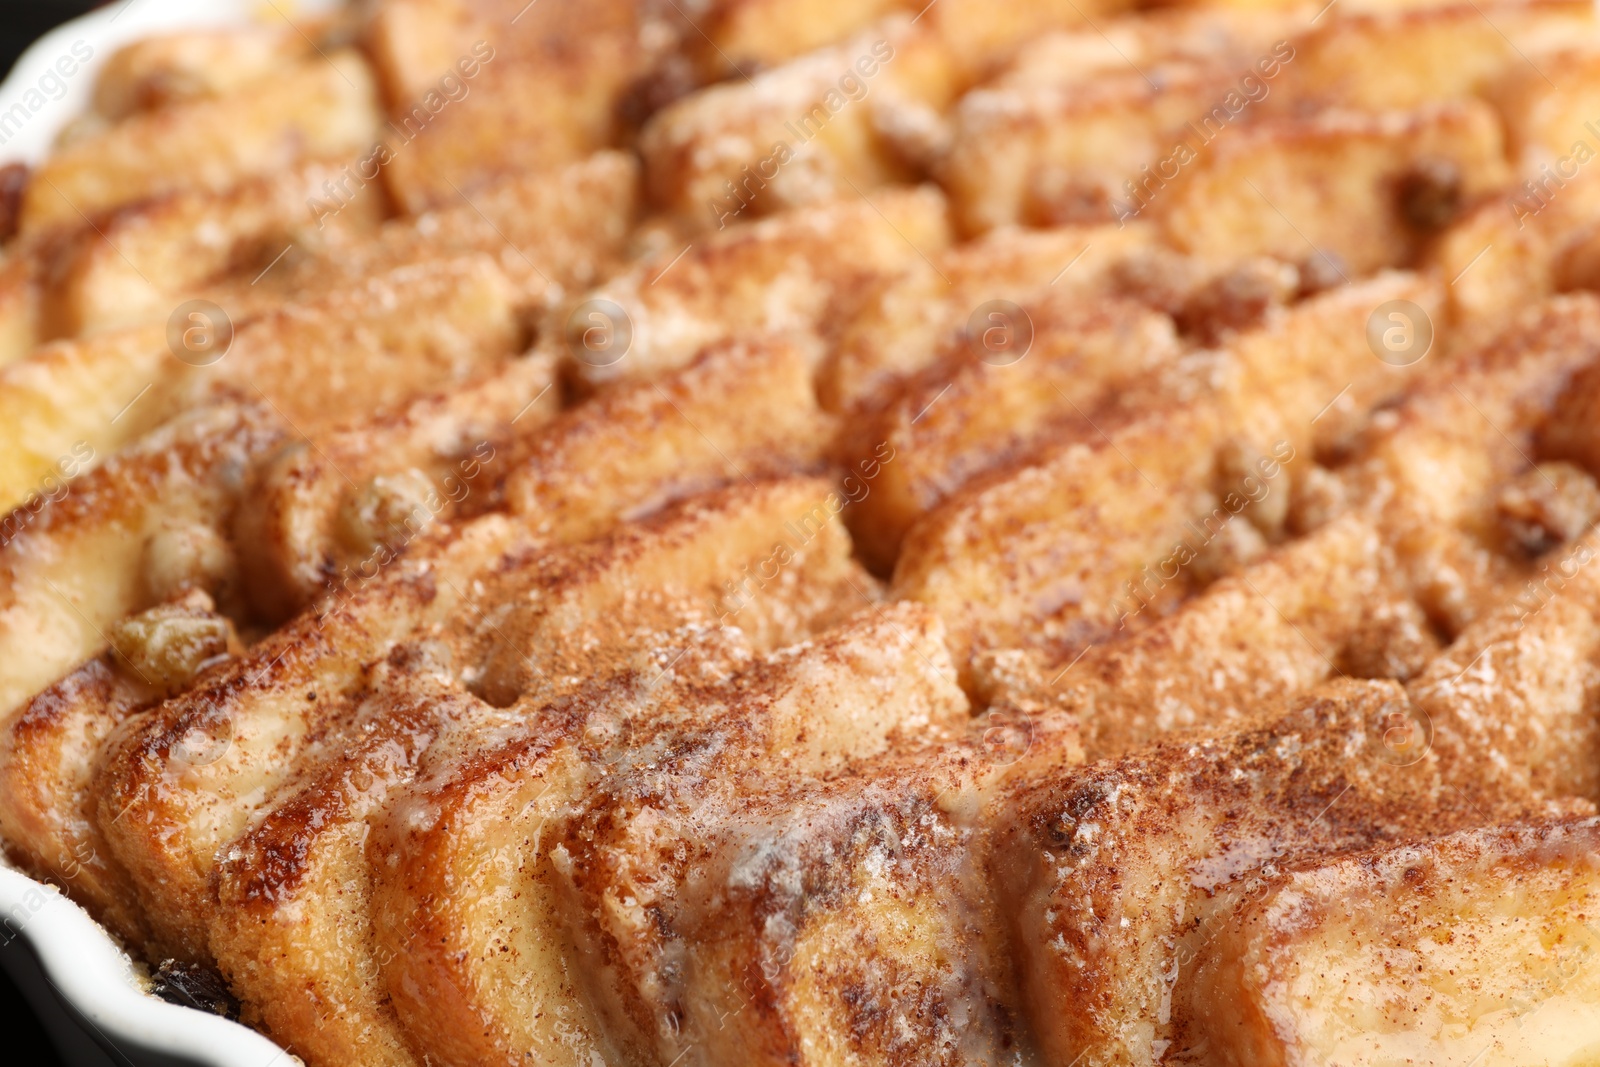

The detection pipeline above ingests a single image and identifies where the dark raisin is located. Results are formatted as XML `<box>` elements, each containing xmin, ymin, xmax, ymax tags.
<box><xmin>617</xmin><ymin>54</ymin><xmax>700</xmax><ymax>131</ymax></box>
<box><xmin>150</xmin><ymin>959</ymin><xmax>241</xmax><ymax>1020</ymax></box>
<box><xmin>1026</xmin><ymin>171</ymin><xmax>1117</xmax><ymax>227</ymax></box>
<box><xmin>1177</xmin><ymin>259</ymin><xmax>1297</xmax><ymax>344</ymax></box>
<box><xmin>1495</xmin><ymin>461</ymin><xmax>1600</xmax><ymax>558</ymax></box>
<box><xmin>1396</xmin><ymin>158</ymin><xmax>1463</xmax><ymax>233</ymax></box>
<box><xmin>0</xmin><ymin>163</ymin><xmax>28</xmax><ymax>244</ymax></box>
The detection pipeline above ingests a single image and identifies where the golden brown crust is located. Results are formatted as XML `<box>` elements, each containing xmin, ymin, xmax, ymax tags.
<box><xmin>0</xmin><ymin>325</ymin><xmax>168</xmax><ymax>513</ymax></box>
<box><xmin>555</xmin><ymin>187</ymin><xmax>952</xmax><ymax>390</ymax></box>
<box><xmin>90</xmin><ymin>25</ymin><xmax>317</xmax><ymax>120</ymax></box>
<box><xmin>1349</xmin><ymin>296</ymin><xmax>1600</xmax><ymax>635</ymax></box>
<box><xmin>234</xmin><ymin>353</ymin><xmax>561</xmax><ymax>621</ymax></box>
<box><xmin>0</xmin><ymin>657</ymin><xmax>153</xmax><ymax>940</ymax></box>
<box><xmin>367</xmin><ymin>0</ymin><xmax>666</xmax><ymax>212</ymax></box>
<box><xmin>229</xmin><ymin>151</ymin><xmax>639</xmax><ymax>319</ymax></box>
<box><xmin>0</xmin><ymin>591</ymin><xmax>237</xmax><ymax>945</ymax></box>
<box><xmin>1158</xmin><ymin>103</ymin><xmax>1509</xmax><ymax>272</ymax></box>
<box><xmin>1189</xmin><ymin>816</ymin><xmax>1600</xmax><ymax>1067</ymax></box>
<box><xmin>508</xmin><ymin>336</ymin><xmax>835</xmax><ymax>541</ymax></box>
<box><xmin>817</xmin><ymin>221</ymin><xmax>1163</xmax><ymax>414</ymax></box>
<box><xmin>4</xmin><ymin>4</ymin><xmax>1600</xmax><ymax>1065</ymax></box>
<box><xmin>1273</xmin><ymin>0</ymin><xmax>1593</xmax><ymax>112</ymax></box>
<box><xmin>366</xmin><ymin>603</ymin><xmax>1045</xmax><ymax>1067</ymax></box>
<box><xmin>163</xmin><ymin>254</ymin><xmax>523</xmax><ymax>434</ymax></box>
<box><xmin>43</xmin><ymin>159</ymin><xmax>385</xmax><ymax>337</ymax></box>
<box><xmin>94</xmin><ymin>515</ymin><xmax>528</xmax><ymax>958</ymax></box>
<box><xmin>639</xmin><ymin>17</ymin><xmax>959</xmax><ymax>224</ymax></box>
<box><xmin>21</xmin><ymin>51</ymin><xmax>380</xmax><ymax>235</ymax></box>
<box><xmin>360</xmin><ymin>567</ymin><xmax>883</xmax><ymax>1065</ymax></box>
<box><xmin>0</xmin><ymin>404</ymin><xmax>285</xmax><ymax>720</ymax></box>
<box><xmin>1063</xmin><ymin>514</ymin><xmax>1414</xmax><ymax>759</ymax></box>
<box><xmin>210</xmin><ymin>666</ymin><xmax>490</xmax><ymax>1067</ymax></box>
<box><xmin>845</xmin><ymin>295</ymin><xmax>1180</xmax><ymax>570</ymax></box>
<box><xmin>993</xmin><ymin>678</ymin><xmax>1546</xmax><ymax>1067</ymax></box>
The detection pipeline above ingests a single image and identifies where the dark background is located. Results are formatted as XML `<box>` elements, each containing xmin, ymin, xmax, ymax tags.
<box><xmin>3</xmin><ymin>2</ymin><xmax>101</xmax><ymax>90</ymax></box>
<box><xmin>0</xmin><ymin>945</ymin><xmax>61</xmax><ymax>1067</ymax></box>
<box><xmin>1</xmin><ymin>5</ymin><xmax>103</xmax><ymax>1061</ymax></box>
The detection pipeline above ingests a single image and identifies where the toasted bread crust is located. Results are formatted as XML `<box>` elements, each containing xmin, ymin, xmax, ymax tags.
<box><xmin>4</xmin><ymin>4</ymin><xmax>1600</xmax><ymax>1065</ymax></box>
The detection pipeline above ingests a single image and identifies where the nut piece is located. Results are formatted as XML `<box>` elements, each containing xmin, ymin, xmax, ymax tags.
<box><xmin>336</xmin><ymin>468</ymin><xmax>439</xmax><ymax>558</ymax></box>
<box><xmin>967</xmin><ymin>646</ymin><xmax>1058</xmax><ymax>715</ymax></box>
<box><xmin>1495</xmin><ymin>461</ymin><xmax>1600</xmax><ymax>557</ymax></box>
<box><xmin>1295</xmin><ymin>250</ymin><xmax>1347</xmax><ymax>298</ymax></box>
<box><xmin>871</xmin><ymin>97</ymin><xmax>951</xmax><ymax>174</ymax></box>
<box><xmin>1217</xmin><ymin>438</ymin><xmax>1291</xmax><ymax>540</ymax></box>
<box><xmin>1288</xmin><ymin>463</ymin><xmax>1348</xmax><ymax>535</ymax></box>
<box><xmin>1338</xmin><ymin>597</ymin><xmax>1442</xmax><ymax>681</ymax></box>
<box><xmin>107</xmin><ymin>591</ymin><xmax>237</xmax><ymax>697</ymax></box>
<box><xmin>1190</xmin><ymin>510</ymin><xmax>1269</xmax><ymax>586</ymax></box>
<box><xmin>141</xmin><ymin>520</ymin><xmax>236</xmax><ymax>604</ymax></box>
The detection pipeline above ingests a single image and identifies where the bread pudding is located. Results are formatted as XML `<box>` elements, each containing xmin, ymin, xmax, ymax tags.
<box><xmin>3</xmin><ymin>1</ymin><xmax>1600</xmax><ymax>1064</ymax></box>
